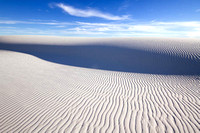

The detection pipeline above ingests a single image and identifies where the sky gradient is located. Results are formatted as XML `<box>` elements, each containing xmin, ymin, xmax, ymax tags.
<box><xmin>0</xmin><ymin>0</ymin><xmax>200</xmax><ymax>38</ymax></box>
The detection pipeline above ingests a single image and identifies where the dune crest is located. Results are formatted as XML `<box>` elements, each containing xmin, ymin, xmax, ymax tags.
<box><xmin>0</xmin><ymin>36</ymin><xmax>199</xmax><ymax>75</ymax></box>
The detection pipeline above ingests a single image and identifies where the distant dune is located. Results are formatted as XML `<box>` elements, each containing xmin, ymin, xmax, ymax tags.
<box><xmin>0</xmin><ymin>36</ymin><xmax>199</xmax><ymax>132</ymax></box>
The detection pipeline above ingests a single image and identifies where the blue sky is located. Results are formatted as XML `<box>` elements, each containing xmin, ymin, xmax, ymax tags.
<box><xmin>0</xmin><ymin>0</ymin><xmax>200</xmax><ymax>38</ymax></box>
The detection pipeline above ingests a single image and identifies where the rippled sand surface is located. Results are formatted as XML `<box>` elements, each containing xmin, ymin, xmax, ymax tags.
<box><xmin>0</xmin><ymin>36</ymin><xmax>199</xmax><ymax>132</ymax></box>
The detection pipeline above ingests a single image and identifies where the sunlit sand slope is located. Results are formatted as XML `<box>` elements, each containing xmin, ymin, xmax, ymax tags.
<box><xmin>0</xmin><ymin>36</ymin><xmax>199</xmax><ymax>132</ymax></box>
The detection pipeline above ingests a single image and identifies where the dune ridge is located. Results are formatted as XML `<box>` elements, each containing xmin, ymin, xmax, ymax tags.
<box><xmin>0</xmin><ymin>36</ymin><xmax>199</xmax><ymax>132</ymax></box>
<box><xmin>0</xmin><ymin>36</ymin><xmax>200</xmax><ymax>75</ymax></box>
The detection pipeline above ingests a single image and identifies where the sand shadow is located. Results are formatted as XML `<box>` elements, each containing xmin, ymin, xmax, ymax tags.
<box><xmin>0</xmin><ymin>43</ymin><xmax>199</xmax><ymax>75</ymax></box>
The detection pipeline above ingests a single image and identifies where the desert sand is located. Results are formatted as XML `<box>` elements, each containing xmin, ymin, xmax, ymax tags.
<box><xmin>0</xmin><ymin>36</ymin><xmax>199</xmax><ymax>132</ymax></box>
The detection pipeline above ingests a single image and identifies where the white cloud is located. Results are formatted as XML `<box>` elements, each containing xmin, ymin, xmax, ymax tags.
<box><xmin>155</xmin><ymin>21</ymin><xmax>200</xmax><ymax>27</ymax></box>
<box><xmin>128</xmin><ymin>25</ymin><xmax>166</xmax><ymax>32</ymax></box>
<box><xmin>56</xmin><ymin>3</ymin><xmax>129</xmax><ymax>20</ymax></box>
<box><xmin>1</xmin><ymin>19</ymin><xmax>200</xmax><ymax>38</ymax></box>
<box><xmin>0</xmin><ymin>20</ymin><xmax>73</xmax><ymax>26</ymax></box>
<box><xmin>0</xmin><ymin>20</ymin><xmax>27</xmax><ymax>24</ymax></box>
<box><xmin>74</xmin><ymin>21</ymin><xmax>200</xmax><ymax>38</ymax></box>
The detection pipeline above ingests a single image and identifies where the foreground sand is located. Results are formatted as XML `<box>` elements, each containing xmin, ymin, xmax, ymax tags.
<box><xmin>0</xmin><ymin>36</ymin><xmax>199</xmax><ymax>132</ymax></box>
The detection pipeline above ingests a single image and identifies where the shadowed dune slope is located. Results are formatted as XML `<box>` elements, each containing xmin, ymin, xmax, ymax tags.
<box><xmin>0</xmin><ymin>36</ymin><xmax>200</xmax><ymax>75</ymax></box>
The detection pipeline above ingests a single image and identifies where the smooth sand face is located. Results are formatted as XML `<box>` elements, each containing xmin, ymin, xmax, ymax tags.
<box><xmin>0</xmin><ymin>36</ymin><xmax>199</xmax><ymax>132</ymax></box>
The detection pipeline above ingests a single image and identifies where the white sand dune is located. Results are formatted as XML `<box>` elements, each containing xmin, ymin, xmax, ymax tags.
<box><xmin>0</xmin><ymin>36</ymin><xmax>199</xmax><ymax>132</ymax></box>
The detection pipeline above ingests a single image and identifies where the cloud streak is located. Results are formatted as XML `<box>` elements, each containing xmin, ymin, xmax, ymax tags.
<box><xmin>55</xmin><ymin>3</ymin><xmax>129</xmax><ymax>20</ymax></box>
<box><xmin>0</xmin><ymin>20</ymin><xmax>73</xmax><ymax>26</ymax></box>
<box><xmin>1</xmin><ymin>19</ymin><xmax>200</xmax><ymax>38</ymax></box>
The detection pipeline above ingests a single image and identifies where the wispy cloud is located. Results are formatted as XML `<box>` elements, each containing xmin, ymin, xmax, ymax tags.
<box><xmin>155</xmin><ymin>21</ymin><xmax>200</xmax><ymax>27</ymax></box>
<box><xmin>0</xmin><ymin>20</ymin><xmax>73</xmax><ymax>26</ymax></box>
<box><xmin>0</xmin><ymin>20</ymin><xmax>27</xmax><ymax>24</ymax></box>
<box><xmin>55</xmin><ymin>3</ymin><xmax>129</xmax><ymax>20</ymax></box>
<box><xmin>1</xmin><ymin>19</ymin><xmax>200</xmax><ymax>38</ymax></box>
